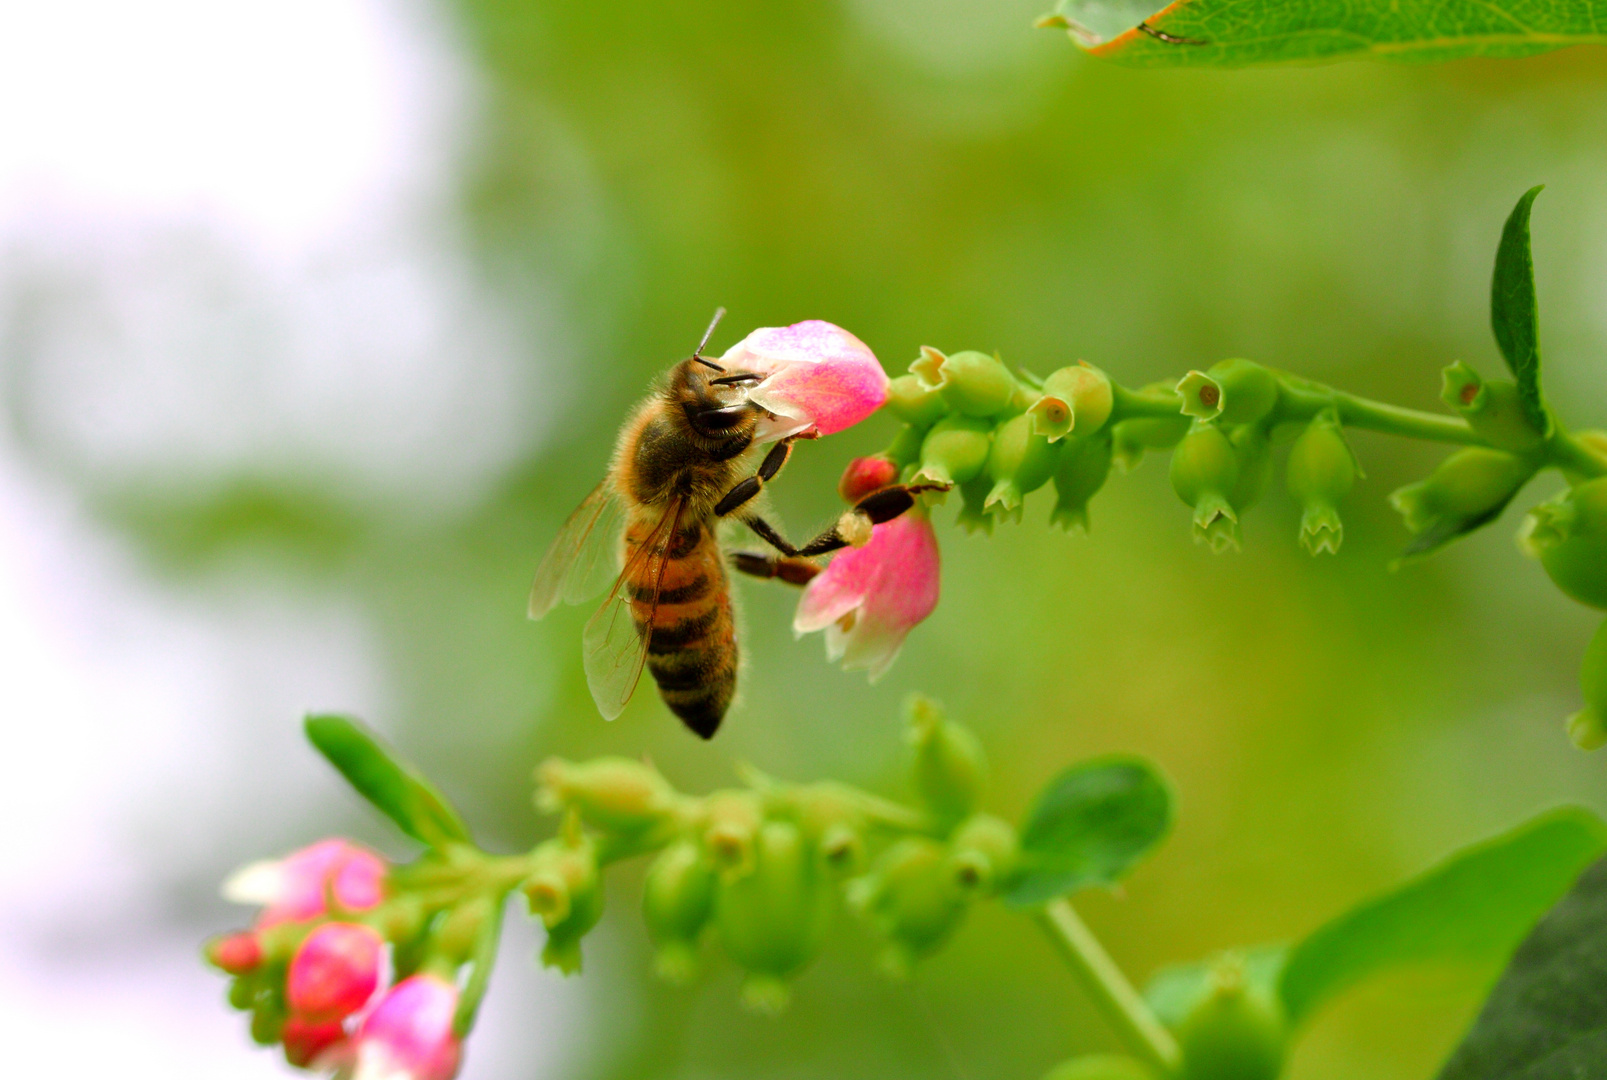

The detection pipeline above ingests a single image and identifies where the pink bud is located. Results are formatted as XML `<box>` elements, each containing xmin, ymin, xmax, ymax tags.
<box><xmin>205</xmin><ymin>930</ymin><xmax>263</xmax><ymax>975</ymax></box>
<box><xmin>282</xmin><ymin>1015</ymin><xmax>349</xmax><ymax>1070</ymax></box>
<box><xmin>719</xmin><ymin>320</ymin><xmax>889</xmax><ymax>439</ymax></box>
<box><xmin>794</xmin><ymin>508</ymin><xmax>940</xmax><ymax>680</ymax></box>
<box><xmin>287</xmin><ymin>922</ymin><xmax>385</xmax><ymax>1024</ymax></box>
<box><xmin>351</xmin><ymin>974</ymin><xmax>462</xmax><ymax>1080</ymax></box>
<box><xmin>838</xmin><ymin>456</ymin><xmax>898</xmax><ymax>503</ymax></box>
<box><xmin>224</xmin><ymin>839</ymin><xmax>387</xmax><ymax>926</ymax></box>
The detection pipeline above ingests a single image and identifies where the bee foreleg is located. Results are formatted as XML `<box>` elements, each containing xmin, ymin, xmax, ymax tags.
<box><xmin>712</xmin><ymin>437</ymin><xmax>800</xmax><ymax>519</ymax></box>
<box><xmin>730</xmin><ymin>550</ymin><xmax>820</xmax><ymax>586</ymax></box>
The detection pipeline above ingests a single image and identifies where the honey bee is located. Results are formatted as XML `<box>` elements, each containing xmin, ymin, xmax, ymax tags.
<box><xmin>528</xmin><ymin>310</ymin><xmax>937</xmax><ymax>739</ymax></box>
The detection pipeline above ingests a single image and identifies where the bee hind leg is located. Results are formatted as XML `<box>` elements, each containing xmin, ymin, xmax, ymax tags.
<box><xmin>730</xmin><ymin>551</ymin><xmax>821</xmax><ymax>586</ymax></box>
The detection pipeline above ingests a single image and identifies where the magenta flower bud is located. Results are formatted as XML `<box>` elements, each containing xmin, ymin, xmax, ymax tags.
<box><xmin>839</xmin><ymin>456</ymin><xmax>899</xmax><ymax>503</ymax></box>
<box><xmin>351</xmin><ymin>974</ymin><xmax>463</xmax><ymax>1080</ymax></box>
<box><xmin>205</xmin><ymin>931</ymin><xmax>264</xmax><ymax>975</ymax></box>
<box><xmin>224</xmin><ymin>838</ymin><xmax>387</xmax><ymax>927</ymax></box>
<box><xmin>794</xmin><ymin>508</ymin><xmax>940</xmax><ymax>681</ymax></box>
<box><xmin>718</xmin><ymin>321</ymin><xmax>889</xmax><ymax>440</ymax></box>
<box><xmin>281</xmin><ymin>1016</ymin><xmax>348</xmax><ymax>1070</ymax></box>
<box><xmin>287</xmin><ymin>922</ymin><xmax>385</xmax><ymax>1024</ymax></box>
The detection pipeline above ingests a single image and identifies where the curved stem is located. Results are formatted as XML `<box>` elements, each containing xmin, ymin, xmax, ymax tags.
<box><xmin>1037</xmin><ymin>898</ymin><xmax>1181</xmax><ymax>1076</ymax></box>
<box><xmin>1551</xmin><ymin>429</ymin><xmax>1607</xmax><ymax>479</ymax></box>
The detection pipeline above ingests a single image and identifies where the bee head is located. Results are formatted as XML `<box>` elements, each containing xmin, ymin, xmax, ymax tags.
<box><xmin>674</xmin><ymin>356</ymin><xmax>766</xmax><ymax>439</ymax></box>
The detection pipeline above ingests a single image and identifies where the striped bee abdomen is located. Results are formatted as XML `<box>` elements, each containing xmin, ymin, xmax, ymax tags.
<box><xmin>626</xmin><ymin>516</ymin><xmax>737</xmax><ymax>739</ymax></box>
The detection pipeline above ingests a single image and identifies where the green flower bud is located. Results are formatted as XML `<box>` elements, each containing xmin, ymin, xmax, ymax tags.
<box><xmin>1042</xmin><ymin>1055</ymin><xmax>1163</xmax><ymax>1080</ymax></box>
<box><xmin>1520</xmin><ymin>477</ymin><xmax>1607</xmax><ymax>610</ymax></box>
<box><xmin>986</xmin><ymin>413</ymin><xmax>1062</xmax><ymax>515</ymax></box>
<box><xmin>1050</xmin><ymin>433</ymin><xmax>1113</xmax><ymax>533</ymax></box>
<box><xmin>917</xmin><ymin>413</ymin><xmax>993</xmax><ymax>486</ymax></box>
<box><xmin>1568</xmin><ymin>619</ymin><xmax>1607</xmax><ymax>751</ymax></box>
<box><xmin>702</xmin><ymin>789</ymin><xmax>766</xmax><ymax>877</ymax></box>
<box><xmin>535</xmin><ymin>756</ymin><xmax>678</xmax><ymax>834</ymax></box>
<box><xmin>1285</xmin><ymin>410</ymin><xmax>1357</xmax><ymax>555</ymax></box>
<box><xmin>787</xmin><ymin>782</ymin><xmax>869</xmax><ymax>876</ymax></box>
<box><xmin>1110</xmin><ymin>414</ymin><xmax>1191</xmax><ymax>473</ymax></box>
<box><xmin>1178</xmin><ymin>359</ymin><xmax>1279</xmax><ymax>425</ymax></box>
<box><xmin>885</xmin><ymin>423</ymin><xmax>926</xmax><ymax>469</ymax></box>
<box><xmin>643</xmin><ymin>840</ymin><xmax>717</xmax><ymax>983</ymax></box>
<box><xmin>1029</xmin><ymin>363</ymin><xmax>1115</xmax><ymax>442</ymax></box>
<box><xmin>885</xmin><ymin>373</ymin><xmax>950</xmax><ymax>429</ymax></box>
<box><xmin>1390</xmin><ymin>447</ymin><xmax>1535</xmax><ymax>557</ymax></box>
<box><xmin>955</xmin><ymin>473</ymin><xmax>996</xmax><ymax>535</ymax></box>
<box><xmin>1440</xmin><ymin>361</ymin><xmax>1545</xmax><ymax>453</ymax></box>
<box><xmin>1567</xmin><ymin>431</ymin><xmax>1607</xmax><ymax>484</ymax></box>
<box><xmin>1170</xmin><ymin>422</ymin><xmax>1241</xmax><ymax>553</ymax></box>
<box><xmin>911</xmin><ymin>347</ymin><xmax>1018</xmax><ymax>418</ymax></box>
<box><xmin>715</xmin><ymin>820</ymin><xmax>834</xmax><ymax>1012</ymax></box>
<box><xmin>1177</xmin><ymin>958</ymin><xmax>1286</xmax><ymax>1080</ymax></box>
<box><xmin>227</xmin><ymin>973</ymin><xmax>260</xmax><ymax>1011</ymax></box>
<box><xmin>249</xmin><ymin>987</ymin><xmax>287</xmax><ymax>1046</ymax></box>
<box><xmin>848</xmin><ymin>837</ymin><xmax>968</xmax><ymax>978</ymax></box>
<box><xmin>522</xmin><ymin>835</ymin><xmax>603</xmax><ymax>974</ymax></box>
<box><xmin>906</xmin><ymin>694</ymin><xmax>987</xmax><ymax>829</ymax></box>
<box><xmin>947</xmin><ymin>813</ymin><xmax>1019</xmax><ymax>896</ymax></box>
<box><xmin>1228</xmin><ymin>424</ymin><xmax>1273</xmax><ymax>515</ymax></box>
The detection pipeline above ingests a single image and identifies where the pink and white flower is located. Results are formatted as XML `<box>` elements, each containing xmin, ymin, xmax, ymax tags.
<box><xmin>346</xmin><ymin>974</ymin><xmax>462</xmax><ymax>1080</ymax></box>
<box><xmin>719</xmin><ymin>320</ymin><xmax>889</xmax><ymax>440</ymax></box>
<box><xmin>223</xmin><ymin>838</ymin><xmax>387</xmax><ymax>926</ymax></box>
<box><xmin>287</xmin><ymin>922</ymin><xmax>386</xmax><ymax>1024</ymax></box>
<box><xmin>794</xmin><ymin>508</ymin><xmax>940</xmax><ymax>680</ymax></box>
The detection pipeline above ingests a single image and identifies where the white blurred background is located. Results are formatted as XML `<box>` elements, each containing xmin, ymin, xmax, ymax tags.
<box><xmin>0</xmin><ymin>1</ymin><xmax>569</xmax><ymax>1074</ymax></box>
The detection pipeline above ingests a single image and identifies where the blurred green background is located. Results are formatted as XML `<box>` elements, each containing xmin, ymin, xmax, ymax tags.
<box><xmin>10</xmin><ymin>1</ymin><xmax>1607</xmax><ymax>1077</ymax></box>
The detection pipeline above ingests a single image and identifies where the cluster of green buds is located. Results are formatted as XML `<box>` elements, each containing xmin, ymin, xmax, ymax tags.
<box><xmin>536</xmin><ymin>694</ymin><xmax>1017</xmax><ymax>1010</ymax></box>
<box><xmin>886</xmin><ymin>347</ymin><xmax>1119</xmax><ymax>532</ymax></box>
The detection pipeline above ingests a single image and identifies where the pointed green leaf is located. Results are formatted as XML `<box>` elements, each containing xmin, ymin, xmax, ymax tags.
<box><xmin>1049</xmin><ymin>1</ymin><xmax>1607</xmax><ymax>68</ymax></box>
<box><xmin>1278</xmin><ymin>807</ymin><xmax>1607</xmax><ymax>1027</ymax></box>
<box><xmin>1436</xmin><ymin>853</ymin><xmax>1607</xmax><ymax>1079</ymax></box>
<box><xmin>304</xmin><ymin>714</ymin><xmax>472</xmax><ymax>848</ymax></box>
<box><xmin>1003</xmin><ymin>756</ymin><xmax>1173</xmax><ymax>908</ymax></box>
<box><xmin>1490</xmin><ymin>185</ymin><xmax>1552</xmax><ymax>436</ymax></box>
<box><xmin>1144</xmin><ymin>944</ymin><xmax>1289</xmax><ymax>1031</ymax></box>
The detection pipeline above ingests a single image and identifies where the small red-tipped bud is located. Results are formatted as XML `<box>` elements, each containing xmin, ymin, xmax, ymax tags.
<box><xmin>1440</xmin><ymin>361</ymin><xmax>1545</xmax><ymax>453</ymax></box>
<box><xmin>287</xmin><ymin>922</ymin><xmax>385</xmax><ymax>1024</ymax></box>
<box><xmin>206</xmin><ymin>931</ymin><xmax>263</xmax><ymax>975</ymax></box>
<box><xmin>282</xmin><ymin>1016</ymin><xmax>348</xmax><ymax>1069</ymax></box>
<box><xmin>839</xmin><ymin>456</ymin><xmax>899</xmax><ymax>502</ymax></box>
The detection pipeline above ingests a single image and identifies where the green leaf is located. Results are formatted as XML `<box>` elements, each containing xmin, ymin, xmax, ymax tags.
<box><xmin>1278</xmin><ymin>807</ymin><xmax>1607</xmax><ymax>1027</ymax></box>
<box><xmin>1144</xmin><ymin>944</ymin><xmax>1289</xmax><ymax>1031</ymax></box>
<box><xmin>1045</xmin><ymin>1</ymin><xmax>1607</xmax><ymax>68</ymax></box>
<box><xmin>1436</xmin><ymin>853</ymin><xmax>1607</xmax><ymax>1079</ymax></box>
<box><xmin>1003</xmin><ymin>756</ymin><xmax>1172</xmax><ymax>908</ymax></box>
<box><xmin>304</xmin><ymin>714</ymin><xmax>473</xmax><ymax>848</ymax></box>
<box><xmin>1490</xmin><ymin>185</ymin><xmax>1552</xmax><ymax>436</ymax></box>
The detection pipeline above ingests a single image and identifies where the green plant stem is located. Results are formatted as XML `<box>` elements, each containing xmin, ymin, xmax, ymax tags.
<box><xmin>1551</xmin><ymin>429</ymin><xmax>1607</xmax><ymax>478</ymax></box>
<box><xmin>1037</xmin><ymin>898</ymin><xmax>1181</xmax><ymax>1076</ymax></box>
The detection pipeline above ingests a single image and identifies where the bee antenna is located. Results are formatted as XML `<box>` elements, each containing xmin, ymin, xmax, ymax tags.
<box><xmin>691</xmin><ymin>306</ymin><xmax>727</xmax><ymax>368</ymax></box>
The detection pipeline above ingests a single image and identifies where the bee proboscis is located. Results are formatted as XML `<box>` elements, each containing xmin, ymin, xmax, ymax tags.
<box><xmin>528</xmin><ymin>310</ymin><xmax>938</xmax><ymax>738</ymax></box>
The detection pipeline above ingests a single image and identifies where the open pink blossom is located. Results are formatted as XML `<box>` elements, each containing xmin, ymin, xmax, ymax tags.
<box><xmin>288</xmin><ymin>922</ymin><xmax>386</xmax><ymax>1024</ymax></box>
<box><xmin>222</xmin><ymin>838</ymin><xmax>387</xmax><ymax>926</ymax></box>
<box><xmin>719</xmin><ymin>320</ymin><xmax>889</xmax><ymax>439</ymax></box>
<box><xmin>794</xmin><ymin>508</ymin><xmax>940</xmax><ymax>680</ymax></box>
<box><xmin>347</xmin><ymin>974</ymin><xmax>462</xmax><ymax>1080</ymax></box>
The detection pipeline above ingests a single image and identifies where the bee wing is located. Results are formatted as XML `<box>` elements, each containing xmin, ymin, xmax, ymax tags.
<box><xmin>582</xmin><ymin>498</ymin><xmax>685</xmax><ymax>721</ymax></box>
<box><xmin>528</xmin><ymin>479</ymin><xmax>625</xmax><ymax>619</ymax></box>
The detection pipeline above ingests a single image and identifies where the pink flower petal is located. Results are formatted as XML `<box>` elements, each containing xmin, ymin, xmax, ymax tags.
<box><xmin>288</xmin><ymin>922</ymin><xmax>385</xmax><ymax>1024</ymax></box>
<box><xmin>794</xmin><ymin>510</ymin><xmax>939</xmax><ymax>680</ymax></box>
<box><xmin>354</xmin><ymin>975</ymin><xmax>462</xmax><ymax>1080</ymax></box>
<box><xmin>721</xmin><ymin>321</ymin><xmax>889</xmax><ymax>437</ymax></box>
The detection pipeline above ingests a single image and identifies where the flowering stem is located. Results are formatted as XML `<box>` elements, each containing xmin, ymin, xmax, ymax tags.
<box><xmin>1037</xmin><ymin>898</ymin><xmax>1181</xmax><ymax>1076</ymax></box>
<box><xmin>1552</xmin><ymin>429</ymin><xmax>1607</xmax><ymax>478</ymax></box>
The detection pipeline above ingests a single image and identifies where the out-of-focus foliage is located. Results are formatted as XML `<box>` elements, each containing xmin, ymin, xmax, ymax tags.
<box><xmin>1047</xmin><ymin>1</ymin><xmax>1607</xmax><ymax>67</ymax></box>
<box><xmin>15</xmin><ymin>0</ymin><xmax>1607</xmax><ymax>1077</ymax></box>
